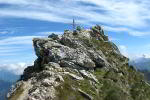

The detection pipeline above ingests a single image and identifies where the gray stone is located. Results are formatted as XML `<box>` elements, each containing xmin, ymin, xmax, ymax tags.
<box><xmin>79</xmin><ymin>70</ymin><xmax>99</xmax><ymax>83</ymax></box>
<box><xmin>8</xmin><ymin>26</ymin><xmax>145</xmax><ymax>100</ymax></box>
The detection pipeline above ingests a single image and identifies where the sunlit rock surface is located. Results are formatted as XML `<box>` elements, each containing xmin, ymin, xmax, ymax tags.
<box><xmin>7</xmin><ymin>25</ymin><xmax>150</xmax><ymax>100</ymax></box>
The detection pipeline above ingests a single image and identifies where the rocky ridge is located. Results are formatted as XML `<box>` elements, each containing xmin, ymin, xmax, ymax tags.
<box><xmin>7</xmin><ymin>25</ymin><xmax>150</xmax><ymax>100</ymax></box>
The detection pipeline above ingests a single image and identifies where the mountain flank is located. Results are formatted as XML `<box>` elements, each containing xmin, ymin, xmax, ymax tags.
<box><xmin>7</xmin><ymin>25</ymin><xmax>150</xmax><ymax>100</ymax></box>
<box><xmin>0</xmin><ymin>80</ymin><xmax>12</xmax><ymax>100</ymax></box>
<box><xmin>130</xmin><ymin>57</ymin><xmax>150</xmax><ymax>70</ymax></box>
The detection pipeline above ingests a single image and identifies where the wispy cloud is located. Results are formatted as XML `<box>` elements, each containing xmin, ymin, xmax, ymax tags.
<box><xmin>0</xmin><ymin>35</ymin><xmax>39</xmax><ymax>75</ymax></box>
<box><xmin>109</xmin><ymin>37</ymin><xmax>120</xmax><ymax>42</ymax></box>
<box><xmin>38</xmin><ymin>31</ymin><xmax>63</xmax><ymax>35</ymax></box>
<box><xmin>0</xmin><ymin>36</ymin><xmax>39</xmax><ymax>75</ymax></box>
<box><xmin>105</xmin><ymin>26</ymin><xmax>150</xmax><ymax>36</ymax></box>
<box><xmin>119</xmin><ymin>43</ymin><xmax>150</xmax><ymax>60</ymax></box>
<box><xmin>0</xmin><ymin>36</ymin><xmax>39</xmax><ymax>45</ymax></box>
<box><xmin>0</xmin><ymin>0</ymin><xmax>150</xmax><ymax>36</ymax></box>
<box><xmin>119</xmin><ymin>45</ymin><xmax>128</xmax><ymax>57</ymax></box>
<box><xmin>0</xmin><ymin>36</ymin><xmax>43</xmax><ymax>57</ymax></box>
<box><xmin>0</xmin><ymin>29</ymin><xmax>15</xmax><ymax>34</ymax></box>
<box><xmin>0</xmin><ymin>31</ymin><xmax>9</xmax><ymax>34</ymax></box>
<box><xmin>0</xmin><ymin>62</ymin><xmax>32</xmax><ymax>75</ymax></box>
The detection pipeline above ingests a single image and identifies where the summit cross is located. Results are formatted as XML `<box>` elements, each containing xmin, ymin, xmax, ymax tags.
<box><xmin>71</xmin><ymin>19</ymin><xmax>78</xmax><ymax>31</ymax></box>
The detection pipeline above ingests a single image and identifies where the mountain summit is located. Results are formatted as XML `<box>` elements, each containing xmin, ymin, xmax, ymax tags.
<box><xmin>7</xmin><ymin>25</ymin><xmax>150</xmax><ymax>100</ymax></box>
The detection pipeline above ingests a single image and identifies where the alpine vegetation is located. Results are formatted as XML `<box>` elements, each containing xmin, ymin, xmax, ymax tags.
<box><xmin>7</xmin><ymin>25</ymin><xmax>150</xmax><ymax>100</ymax></box>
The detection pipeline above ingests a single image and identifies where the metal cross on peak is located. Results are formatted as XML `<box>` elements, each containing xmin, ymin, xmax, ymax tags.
<box><xmin>71</xmin><ymin>19</ymin><xmax>78</xmax><ymax>31</ymax></box>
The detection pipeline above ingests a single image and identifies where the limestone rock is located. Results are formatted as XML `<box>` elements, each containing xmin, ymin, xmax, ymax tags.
<box><xmin>7</xmin><ymin>25</ymin><xmax>150</xmax><ymax>100</ymax></box>
<box><xmin>79</xmin><ymin>70</ymin><xmax>99</xmax><ymax>83</ymax></box>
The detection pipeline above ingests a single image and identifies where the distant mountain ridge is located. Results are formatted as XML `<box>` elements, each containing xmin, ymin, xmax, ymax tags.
<box><xmin>0</xmin><ymin>80</ymin><xmax>12</xmax><ymax>100</ymax></box>
<box><xmin>138</xmin><ymin>70</ymin><xmax>150</xmax><ymax>82</ymax></box>
<box><xmin>129</xmin><ymin>56</ymin><xmax>150</xmax><ymax>83</ymax></box>
<box><xmin>130</xmin><ymin>57</ymin><xmax>150</xmax><ymax>70</ymax></box>
<box><xmin>0</xmin><ymin>70</ymin><xmax>19</xmax><ymax>82</ymax></box>
<box><xmin>0</xmin><ymin>70</ymin><xmax>19</xmax><ymax>100</ymax></box>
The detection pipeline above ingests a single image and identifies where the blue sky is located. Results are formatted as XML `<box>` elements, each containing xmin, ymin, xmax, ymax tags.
<box><xmin>0</xmin><ymin>0</ymin><xmax>150</xmax><ymax>75</ymax></box>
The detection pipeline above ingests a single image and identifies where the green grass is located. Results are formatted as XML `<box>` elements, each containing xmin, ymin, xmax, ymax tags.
<box><xmin>8</xmin><ymin>84</ymin><xmax>24</xmax><ymax>100</ymax></box>
<box><xmin>55</xmin><ymin>75</ymin><xmax>86</xmax><ymax>100</ymax></box>
<box><xmin>130</xmin><ymin>81</ymin><xmax>150</xmax><ymax>100</ymax></box>
<box><xmin>55</xmin><ymin>74</ymin><xmax>103</xmax><ymax>100</ymax></box>
<box><xmin>100</xmin><ymin>79</ymin><xmax>130</xmax><ymax>100</ymax></box>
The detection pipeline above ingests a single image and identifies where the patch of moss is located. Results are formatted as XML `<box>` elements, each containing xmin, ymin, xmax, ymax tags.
<box><xmin>78</xmin><ymin>36</ymin><xmax>93</xmax><ymax>48</ymax></box>
<box><xmin>55</xmin><ymin>75</ymin><xmax>86</xmax><ymax>100</ymax></box>
<box><xmin>101</xmin><ymin>79</ymin><xmax>129</xmax><ymax>100</ymax></box>
<box><xmin>91</xmin><ymin>38</ymin><xmax>102</xmax><ymax>50</ymax></box>
<box><xmin>55</xmin><ymin>74</ymin><xmax>103</xmax><ymax>100</ymax></box>
<box><xmin>123</xmin><ymin>65</ymin><xmax>143</xmax><ymax>84</ymax></box>
<box><xmin>104</xmin><ymin>88</ymin><xmax>129</xmax><ymax>100</ymax></box>
<box><xmin>78</xmin><ymin>79</ymin><xmax>96</xmax><ymax>95</ymax></box>
<box><xmin>76</xmin><ymin>35</ymin><xmax>113</xmax><ymax>53</ymax></box>
<box><xmin>93</xmin><ymin>68</ymin><xmax>107</xmax><ymax>83</ymax></box>
<box><xmin>94</xmin><ymin>68</ymin><xmax>107</xmax><ymax>77</ymax></box>
<box><xmin>89</xmin><ymin>38</ymin><xmax>126</xmax><ymax>65</ymax></box>
<box><xmin>104</xmin><ymin>70</ymin><xmax>119</xmax><ymax>82</ymax></box>
<box><xmin>78</xmin><ymin>78</ymin><xmax>103</xmax><ymax>100</ymax></box>
<box><xmin>77</xmin><ymin>36</ymin><xmax>124</xmax><ymax>66</ymax></box>
<box><xmin>117</xmin><ymin>64</ymin><xmax>144</xmax><ymax>87</ymax></box>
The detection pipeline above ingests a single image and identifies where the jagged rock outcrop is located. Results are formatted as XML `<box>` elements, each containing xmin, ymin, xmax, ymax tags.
<box><xmin>7</xmin><ymin>25</ymin><xmax>150</xmax><ymax>100</ymax></box>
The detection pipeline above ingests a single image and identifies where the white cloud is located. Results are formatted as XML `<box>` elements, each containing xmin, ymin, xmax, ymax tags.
<box><xmin>0</xmin><ymin>30</ymin><xmax>14</xmax><ymax>34</ymax></box>
<box><xmin>118</xmin><ymin>45</ymin><xmax>148</xmax><ymax>60</ymax></box>
<box><xmin>104</xmin><ymin>25</ymin><xmax>150</xmax><ymax>37</ymax></box>
<box><xmin>142</xmin><ymin>54</ymin><xmax>150</xmax><ymax>58</ymax></box>
<box><xmin>0</xmin><ymin>36</ymin><xmax>44</xmax><ymax>56</ymax></box>
<box><xmin>38</xmin><ymin>31</ymin><xmax>63</xmax><ymax>35</ymax></box>
<box><xmin>0</xmin><ymin>0</ymin><xmax>150</xmax><ymax>36</ymax></box>
<box><xmin>129</xmin><ymin>53</ymin><xmax>150</xmax><ymax>61</ymax></box>
<box><xmin>0</xmin><ymin>31</ymin><xmax>9</xmax><ymax>34</ymax></box>
<box><xmin>109</xmin><ymin>37</ymin><xmax>119</xmax><ymax>41</ymax></box>
<box><xmin>76</xmin><ymin>0</ymin><xmax>149</xmax><ymax>27</ymax></box>
<box><xmin>0</xmin><ymin>36</ymin><xmax>39</xmax><ymax>45</ymax></box>
<box><xmin>0</xmin><ymin>37</ymin><xmax>35</xmax><ymax>75</ymax></box>
<box><xmin>119</xmin><ymin>45</ymin><xmax>128</xmax><ymax>57</ymax></box>
<box><xmin>0</xmin><ymin>62</ymin><xmax>32</xmax><ymax>75</ymax></box>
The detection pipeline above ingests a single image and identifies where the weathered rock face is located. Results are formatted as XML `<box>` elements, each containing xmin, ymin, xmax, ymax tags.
<box><xmin>7</xmin><ymin>25</ymin><xmax>150</xmax><ymax>100</ymax></box>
